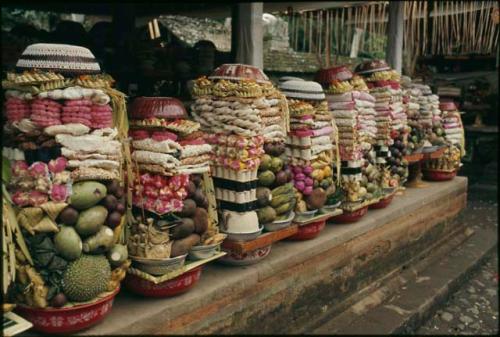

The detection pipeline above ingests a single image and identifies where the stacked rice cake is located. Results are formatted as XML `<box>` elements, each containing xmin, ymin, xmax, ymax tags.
<box><xmin>191</xmin><ymin>73</ymin><xmax>268</xmax><ymax>215</ymax></box>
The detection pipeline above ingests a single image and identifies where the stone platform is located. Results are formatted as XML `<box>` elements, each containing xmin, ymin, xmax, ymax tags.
<box><xmin>78</xmin><ymin>177</ymin><xmax>467</xmax><ymax>335</ymax></box>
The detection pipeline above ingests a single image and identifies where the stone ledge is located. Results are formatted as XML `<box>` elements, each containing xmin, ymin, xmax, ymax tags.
<box><xmin>79</xmin><ymin>177</ymin><xmax>468</xmax><ymax>335</ymax></box>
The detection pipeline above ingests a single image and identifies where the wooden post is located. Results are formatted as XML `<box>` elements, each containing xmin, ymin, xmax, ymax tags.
<box><xmin>386</xmin><ymin>1</ymin><xmax>404</xmax><ymax>73</ymax></box>
<box><xmin>111</xmin><ymin>3</ymin><xmax>136</xmax><ymax>93</ymax></box>
<box><xmin>231</xmin><ymin>4</ymin><xmax>239</xmax><ymax>63</ymax></box>
<box><xmin>234</xmin><ymin>2</ymin><xmax>263</xmax><ymax>68</ymax></box>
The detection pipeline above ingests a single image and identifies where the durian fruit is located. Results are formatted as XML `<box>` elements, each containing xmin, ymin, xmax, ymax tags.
<box><xmin>62</xmin><ymin>255</ymin><xmax>111</xmax><ymax>302</ymax></box>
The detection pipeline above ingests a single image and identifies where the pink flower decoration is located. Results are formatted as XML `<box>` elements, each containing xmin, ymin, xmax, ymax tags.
<box><xmin>28</xmin><ymin>162</ymin><xmax>48</xmax><ymax>178</ymax></box>
<box><xmin>12</xmin><ymin>191</ymin><xmax>30</xmax><ymax>206</ymax></box>
<box><xmin>48</xmin><ymin>157</ymin><xmax>67</xmax><ymax>173</ymax></box>
<box><xmin>12</xmin><ymin>161</ymin><xmax>29</xmax><ymax>177</ymax></box>
<box><xmin>29</xmin><ymin>191</ymin><xmax>49</xmax><ymax>206</ymax></box>
<box><xmin>50</xmin><ymin>184</ymin><xmax>69</xmax><ymax>202</ymax></box>
<box><xmin>171</xmin><ymin>199</ymin><xmax>183</xmax><ymax>211</ymax></box>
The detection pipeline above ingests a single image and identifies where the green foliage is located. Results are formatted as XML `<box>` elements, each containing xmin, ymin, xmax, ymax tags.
<box><xmin>1</xmin><ymin>8</ymin><xmax>59</xmax><ymax>31</ymax></box>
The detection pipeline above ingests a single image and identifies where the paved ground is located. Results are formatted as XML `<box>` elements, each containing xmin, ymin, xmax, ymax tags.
<box><xmin>415</xmin><ymin>188</ymin><xmax>498</xmax><ymax>335</ymax></box>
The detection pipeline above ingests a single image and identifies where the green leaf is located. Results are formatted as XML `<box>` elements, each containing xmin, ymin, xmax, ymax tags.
<box><xmin>2</xmin><ymin>157</ymin><xmax>11</xmax><ymax>184</ymax></box>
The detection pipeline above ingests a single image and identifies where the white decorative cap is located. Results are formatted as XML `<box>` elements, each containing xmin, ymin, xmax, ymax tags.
<box><xmin>279</xmin><ymin>80</ymin><xmax>325</xmax><ymax>101</ymax></box>
<box><xmin>16</xmin><ymin>43</ymin><xmax>100</xmax><ymax>75</ymax></box>
<box><xmin>279</xmin><ymin>76</ymin><xmax>304</xmax><ymax>83</ymax></box>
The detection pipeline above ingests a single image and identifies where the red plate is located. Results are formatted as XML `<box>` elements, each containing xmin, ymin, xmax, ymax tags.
<box><xmin>287</xmin><ymin>220</ymin><xmax>326</xmax><ymax>241</ymax></box>
<box><xmin>330</xmin><ymin>206</ymin><xmax>368</xmax><ymax>224</ymax></box>
<box><xmin>209</xmin><ymin>63</ymin><xmax>270</xmax><ymax>83</ymax></box>
<box><xmin>219</xmin><ymin>245</ymin><xmax>272</xmax><ymax>266</ymax></box>
<box><xmin>422</xmin><ymin>169</ymin><xmax>457</xmax><ymax>181</ymax></box>
<box><xmin>130</xmin><ymin>97</ymin><xmax>187</xmax><ymax>120</ymax></box>
<box><xmin>315</xmin><ymin>66</ymin><xmax>353</xmax><ymax>86</ymax></box>
<box><xmin>369</xmin><ymin>194</ymin><xmax>395</xmax><ymax>209</ymax></box>
<box><xmin>15</xmin><ymin>286</ymin><xmax>120</xmax><ymax>334</ymax></box>
<box><xmin>124</xmin><ymin>267</ymin><xmax>202</xmax><ymax>297</ymax></box>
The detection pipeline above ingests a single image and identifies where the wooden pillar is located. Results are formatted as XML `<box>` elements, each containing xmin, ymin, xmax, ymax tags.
<box><xmin>231</xmin><ymin>5</ymin><xmax>239</xmax><ymax>63</ymax></box>
<box><xmin>386</xmin><ymin>1</ymin><xmax>404</xmax><ymax>73</ymax></box>
<box><xmin>111</xmin><ymin>4</ymin><xmax>136</xmax><ymax>92</ymax></box>
<box><xmin>234</xmin><ymin>2</ymin><xmax>263</xmax><ymax>68</ymax></box>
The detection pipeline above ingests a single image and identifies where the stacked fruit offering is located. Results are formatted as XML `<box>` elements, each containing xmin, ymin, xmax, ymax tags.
<box><xmin>127</xmin><ymin>172</ymin><xmax>223</xmax><ymax>261</ymax></box>
<box><xmin>318</xmin><ymin>67</ymin><xmax>376</xmax><ymax>204</ymax></box>
<box><xmin>401</xmin><ymin>76</ymin><xmax>425</xmax><ymax>153</ymax></box>
<box><xmin>127</xmin><ymin>97</ymin><xmax>223</xmax><ymax>268</ymax></box>
<box><xmin>191</xmin><ymin>64</ymin><xmax>272</xmax><ymax>238</ymax></box>
<box><xmin>440</xmin><ymin>102</ymin><xmax>465</xmax><ymax>155</ymax></box>
<box><xmin>356</xmin><ymin>60</ymin><xmax>409</xmax><ymax>186</ymax></box>
<box><xmin>255</xmin><ymin>81</ymin><xmax>295</xmax><ymax>227</ymax></box>
<box><xmin>280</xmin><ymin>80</ymin><xmax>334</xmax><ymax>214</ymax></box>
<box><xmin>2</xmin><ymin>43</ymin><xmax>129</xmax><ymax>317</ymax></box>
<box><xmin>414</xmin><ymin>84</ymin><xmax>434</xmax><ymax>130</ymax></box>
<box><xmin>129</xmin><ymin>98</ymin><xmax>212</xmax><ymax>176</ymax></box>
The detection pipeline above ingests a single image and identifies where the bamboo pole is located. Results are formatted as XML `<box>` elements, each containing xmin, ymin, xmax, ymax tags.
<box><xmin>477</xmin><ymin>1</ymin><xmax>485</xmax><ymax>53</ymax></box>
<box><xmin>326</xmin><ymin>9</ymin><xmax>330</xmax><ymax>67</ymax></box>
<box><xmin>362</xmin><ymin>5</ymin><xmax>368</xmax><ymax>53</ymax></box>
<box><xmin>309</xmin><ymin>11</ymin><xmax>313</xmax><ymax>53</ymax></box>
<box><xmin>302</xmin><ymin>12</ymin><xmax>306</xmax><ymax>52</ymax></box>
<box><xmin>294</xmin><ymin>13</ymin><xmax>299</xmax><ymax>51</ymax></box>
<box><xmin>340</xmin><ymin>8</ymin><xmax>344</xmax><ymax>55</ymax></box>
<box><xmin>483</xmin><ymin>1</ymin><xmax>491</xmax><ymax>53</ymax></box>
<box><xmin>330</xmin><ymin>9</ymin><xmax>334</xmax><ymax>63</ymax></box>
<box><xmin>487</xmin><ymin>4</ymin><xmax>497</xmax><ymax>53</ymax></box>
<box><xmin>335</xmin><ymin>9</ymin><xmax>339</xmax><ymax>56</ymax></box>
<box><xmin>347</xmin><ymin>7</ymin><xmax>352</xmax><ymax>56</ymax></box>
<box><xmin>423</xmin><ymin>1</ymin><xmax>427</xmax><ymax>55</ymax></box>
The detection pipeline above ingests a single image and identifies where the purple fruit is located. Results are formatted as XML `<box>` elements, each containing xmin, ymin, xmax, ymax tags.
<box><xmin>115</xmin><ymin>203</ymin><xmax>126</xmax><ymax>215</ymax></box>
<box><xmin>304</xmin><ymin>177</ymin><xmax>314</xmax><ymax>186</ymax></box>
<box><xmin>276</xmin><ymin>171</ymin><xmax>288</xmax><ymax>185</ymax></box>
<box><xmin>295</xmin><ymin>181</ymin><xmax>305</xmax><ymax>191</ymax></box>
<box><xmin>303</xmin><ymin>166</ymin><xmax>313</xmax><ymax>175</ymax></box>
<box><xmin>292</xmin><ymin>166</ymin><xmax>303</xmax><ymax>175</ymax></box>
<box><xmin>303</xmin><ymin>186</ymin><xmax>313</xmax><ymax>195</ymax></box>
<box><xmin>295</xmin><ymin>173</ymin><xmax>305</xmax><ymax>181</ymax></box>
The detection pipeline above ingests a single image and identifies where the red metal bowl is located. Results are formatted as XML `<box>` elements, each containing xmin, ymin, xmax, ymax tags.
<box><xmin>315</xmin><ymin>66</ymin><xmax>353</xmax><ymax>86</ymax></box>
<box><xmin>369</xmin><ymin>194</ymin><xmax>395</xmax><ymax>209</ymax></box>
<box><xmin>209</xmin><ymin>63</ymin><xmax>270</xmax><ymax>83</ymax></box>
<box><xmin>287</xmin><ymin>220</ymin><xmax>326</xmax><ymax>241</ymax></box>
<box><xmin>330</xmin><ymin>206</ymin><xmax>368</xmax><ymax>224</ymax></box>
<box><xmin>219</xmin><ymin>245</ymin><xmax>272</xmax><ymax>266</ymax></box>
<box><xmin>422</xmin><ymin>169</ymin><xmax>457</xmax><ymax>181</ymax></box>
<box><xmin>123</xmin><ymin>267</ymin><xmax>202</xmax><ymax>297</ymax></box>
<box><xmin>130</xmin><ymin>97</ymin><xmax>187</xmax><ymax>120</ymax></box>
<box><xmin>15</xmin><ymin>286</ymin><xmax>120</xmax><ymax>334</ymax></box>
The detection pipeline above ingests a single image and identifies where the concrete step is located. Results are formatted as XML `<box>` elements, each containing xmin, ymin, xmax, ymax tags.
<box><xmin>77</xmin><ymin>178</ymin><xmax>467</xmax><ymax>335</ymax></box>
<box><xmin>309</xmin><ymin>217</ymin><xmax>498</xmax><ymax>335</ymax></box>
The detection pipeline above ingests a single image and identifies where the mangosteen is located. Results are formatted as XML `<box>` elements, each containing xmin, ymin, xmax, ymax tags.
<box><xmin>51</xmin><ymin>293</ymin><xmax>67</xmax><ymax>308</ymax></box>
<box><xmin>102</xmin><ymin>195</ymin><xmax>118</xmax><ymax>211</ymax></box>
<box><xmin>193</xmin><ymin>189</ymin><xmax>206</xmax><ymax>206</ymax></box>
<box><xmin>187</xmin><ymin>181</ymin><xmax>197</xmax><ymax>197</ymax></box>
<box><xmin>191</xmin><ymin>174</ymin><xmax>202</xmax><ymax>187</ymax></box>
<box><xmin>115</xmin><ymin>203</ymin><xmax>126</xmax><ymax>215</ymax></box>
<box><xmin>114</xmin><ymin>186</ymin><xmax>125</xmax><ymax>199</ymax></box>
<box><xmin>58</xmin><ymin>206</ymin><xmax>79</xmax><ymax>226</ymax></box>
<box><xmin>107</xmin><ymin>211</ymin><xmax>122</xmax><ymax>228</ymax></box>
<box><xmin>106</xmin><ymin>180</ymin><xmax>120</xmax><ymax>195</ymax></box>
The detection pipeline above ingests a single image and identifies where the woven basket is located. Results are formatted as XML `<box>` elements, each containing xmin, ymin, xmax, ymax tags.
<box><xmin>130</xmin><ymin>97</ymin><xmax>187</xmax><ymax>120</ymax></box>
